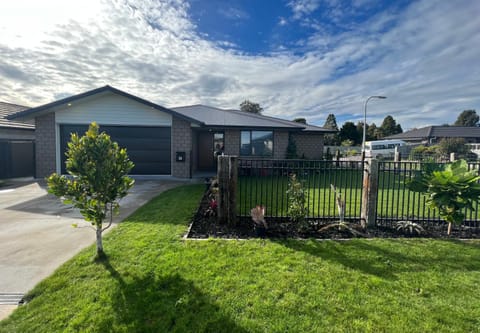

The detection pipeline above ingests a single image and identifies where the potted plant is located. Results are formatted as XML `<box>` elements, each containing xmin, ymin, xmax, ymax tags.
<box><xmin>251</xmin><ymin>205</ymin><xmax>267</xmax><ymax>238</ymax></box>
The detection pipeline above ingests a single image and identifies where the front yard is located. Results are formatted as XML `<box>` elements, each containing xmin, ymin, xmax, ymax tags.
<box><xmin>1</xmin><ymin>184</ymin><xmax>479</xmax><ymax>332</ymax></box>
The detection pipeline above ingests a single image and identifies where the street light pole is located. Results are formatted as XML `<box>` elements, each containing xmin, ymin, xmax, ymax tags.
<box><xmin>362</xmin><ymin>95</ymin><xmax>387</xmax><ymax>155</ymax></box>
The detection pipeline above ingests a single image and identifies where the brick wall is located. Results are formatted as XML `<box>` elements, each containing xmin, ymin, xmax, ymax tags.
<box><xmin>171</xmin><ymin>117</ymin><xmax>192</xmax><ymax>178</ymax></box>
<box><xmin>274</xmin><ymin>131</ymin><xmax>289</xmax><ymax>159</ymax></box>
<box><xmin>224</xmin><ymin>129</ymin><xmax>240</xmax><ymax>156</ymax></box>
<box><xmin>35</xmin><ymin>113</ymin><xmax>56</xmax><ymax>178</ymax></box>
<box><xmin>291</xmin><ymin>133</ymin><xmax>324</xmax><ymax>159</ymax></box>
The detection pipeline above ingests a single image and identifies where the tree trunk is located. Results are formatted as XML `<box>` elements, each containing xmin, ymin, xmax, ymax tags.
<box><xmin>447</xmin><ymin>222</ymin><xmax>452</xmax><ymax>236</ymax></box>
<box><xmin>96</xmin><ymin>226</ymin><xmax>104</xmax><ymax>256</ymax></box>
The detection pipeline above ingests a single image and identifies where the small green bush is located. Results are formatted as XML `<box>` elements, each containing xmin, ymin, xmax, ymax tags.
<box><xmin>286</xmin><ymin>173</ymin><xmax>308</xmax><ymax>223</ymax></box>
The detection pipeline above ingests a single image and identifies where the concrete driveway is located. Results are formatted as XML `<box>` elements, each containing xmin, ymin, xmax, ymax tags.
<box><xmin>0</xmin><ymin>178</ymin><xmax>187</xmax><ymax>319</ymax></box>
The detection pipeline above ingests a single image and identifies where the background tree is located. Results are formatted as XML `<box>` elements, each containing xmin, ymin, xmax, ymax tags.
<box><xmin>323</xmin><ymin>114</ymin><xmax>340</xmax><ymax>145</ymax></box>
<box><xmin>379</xmin><ymin>115</ymin><xmax>403</xmax><ymax>138</ymax></box>
<box><xmin>339</xmin><ymin>121</ymin><xmax>361</xmax><ymax>145</ymax></box>
<box><xmin>240</xmin><ymin>100</ymin><xmax>263</xmax><ymax>114</ymax></box>
<box><xmin>47</xmin><ymin>122</ymin><xmax>134</xmax><ymax>258</ymax></box>
<box><xmin>356</xmin><ymin>122</ymin><xmax>364</xmax><ymax>142</ymax></box>
<box><xmin>454</xmin><ymin>110</ymin><xmax>479</xmax><ymax>126</ymax></box>
<box><xmin>293</xmin><ymin>117</ymin><xmax>307</xmax><ymax>124</ymax></box>
<box><xmin>366</xmin><ymin>123</ymin><xmax>381</xmax><ymax>141</ymax></box>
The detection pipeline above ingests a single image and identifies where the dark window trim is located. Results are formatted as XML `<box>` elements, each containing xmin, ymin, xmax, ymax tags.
<box><xmin>240</xmin><ymin>130</ymin><xmax>274</xmax><ymax>157</ymax></box>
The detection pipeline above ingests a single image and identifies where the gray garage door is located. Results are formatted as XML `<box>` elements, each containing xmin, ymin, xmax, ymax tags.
<box><xmin>60</xmin><ymin>125</ymin><xmax>171</xmax><ymax>175</ymax></box>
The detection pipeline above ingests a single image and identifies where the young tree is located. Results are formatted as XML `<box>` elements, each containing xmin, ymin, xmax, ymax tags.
<box><xmin>454</xmin><ymin>110</ymin><xmax>479</xmax><ymax>126</ymax></box>
<box><xmin>408</xmin><ymin>160</ymin><xmax>480</xmax><ymax>235</ymax></box>
<box><xmin>47</xmin><ymin>122</ymin><xmax>135</xmax><ymax>257</ymax></box>
<box><xmin>240</xmin><ymin>100</ymin><xmax>263</xmax><ymax>114</ymax></box>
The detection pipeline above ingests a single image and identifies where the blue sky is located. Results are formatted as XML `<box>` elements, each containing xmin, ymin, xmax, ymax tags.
<box><xmin>0</xmin><ymin>0</ymin><xmax>479</xmax><ymax>130</ymax></box>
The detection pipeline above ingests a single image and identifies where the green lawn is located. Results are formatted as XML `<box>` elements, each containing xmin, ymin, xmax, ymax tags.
<box><xmin>1</xmin><ymin>185</ymin><xmax>480</xmax><ymax>332</ymax></box>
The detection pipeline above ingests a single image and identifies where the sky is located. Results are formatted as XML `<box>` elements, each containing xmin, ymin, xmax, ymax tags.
<box><xmin>0</xmin><ymin>0</ymin><xmax>479</xmax><ymax>130</ymax></box>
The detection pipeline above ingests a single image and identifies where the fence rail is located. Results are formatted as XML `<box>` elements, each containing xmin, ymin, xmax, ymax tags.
<box><xmin>237</xmin><ymin>159</ymin><xmax>364</xmax><ymax>221</ymax></box>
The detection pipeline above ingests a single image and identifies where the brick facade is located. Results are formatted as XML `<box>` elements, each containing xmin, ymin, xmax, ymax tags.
<box><xmin>171</xmin><ymin>117</ymin><xmax>192</xmax><ymax>178</ymax></box>
<box><xmin>35</xmin><ymin>113</ymin><xmax>56</xmax><ymax>178</ymax></box>
<box><xmin>291</xmin><ymin>133</ymin><xmax>324</xmax><ymax>159</ymax></box>
<box><xmin>273</xmin><ymin>131</ymin><xmax>289</xmax><ymax>159</ymax></box>
<box><xmin>32</xmin><ymin>112</ymin><xmax>325</xmax><ymax>180</ymax></box>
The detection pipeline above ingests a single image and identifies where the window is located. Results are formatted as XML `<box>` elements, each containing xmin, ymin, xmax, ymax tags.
<box><xmin>240</xmin><ymin>131</ymin><xmax>273</xmax><ymax>156</ymax></box>
<box><xmin>214</xmin><ymin>133</ymin><xmax>224</xmax><ymax>156</ymax></box>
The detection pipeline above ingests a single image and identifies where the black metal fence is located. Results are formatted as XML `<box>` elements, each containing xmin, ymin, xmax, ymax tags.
<box><xmin>376</xmin><ymin>161</ymin><xmax>480</xmax><ymax>228</ymax></box>
<box><xmin>237</xmin><ymin>159</ymin><xmax>364</xmax><ymax>221</ymax></box>
<box><xmin>235</xmin><ymin>158</ymin><xmax>480</xmax><ymax>228</ymax></box>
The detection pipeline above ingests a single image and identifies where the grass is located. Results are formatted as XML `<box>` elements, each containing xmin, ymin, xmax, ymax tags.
<box><xmin>1</xmin><ymin>184</ymin><xmax>480</xmax><ymax>332</ymax></box>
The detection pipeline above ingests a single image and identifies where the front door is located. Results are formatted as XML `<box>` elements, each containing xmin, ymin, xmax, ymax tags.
<box><xmin>197</xmin><ymin>131</ymin><xmax>224</xmax><ymax>171</ymax></box>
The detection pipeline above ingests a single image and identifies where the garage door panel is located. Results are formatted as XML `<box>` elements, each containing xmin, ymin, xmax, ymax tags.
<box><xmin>127</xmin><ymin>150</ymin><xmax>171</xmax><ymax>163</ymax></box>
<box><xmin>60</xmin><ymin>125</ymin><xmax>171</xmax><ymax>175</ymax></box>
<box><xmin>113</xmin><ymin>138</ymin><xmax>171</xmax><ymax>150</ymax></box>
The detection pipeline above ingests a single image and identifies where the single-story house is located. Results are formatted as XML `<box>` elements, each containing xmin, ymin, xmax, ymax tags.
<box><xmin>8</xmin><ymin>85</ymin><xmax>333</xmax><ymax>178</ymax></box>
<box><xmin>386</xmin><ymin>126</ymin><xmax>480</xmax><ymax>145</ymax></box>
<box><xmin>0</xmin><ymin>102</ymin><xmax>35</xmax><ymax>179</ymax></box>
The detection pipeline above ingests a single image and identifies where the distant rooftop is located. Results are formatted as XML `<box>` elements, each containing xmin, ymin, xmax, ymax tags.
<box><xmin>0</xmin><ymin>102</ymin><xmax>34</xmax><ymax>130</ymax></box>
<box><xmin>387</xmin><ymin>126</ymin><xmax>480</xmax><ymax>140</ymax></box>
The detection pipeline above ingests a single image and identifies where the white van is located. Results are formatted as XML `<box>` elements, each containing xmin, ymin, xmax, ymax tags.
<box><xmin>364</xmin><ymin>139</ymin><xmax>406</xmax><ymax>158</ymax></box>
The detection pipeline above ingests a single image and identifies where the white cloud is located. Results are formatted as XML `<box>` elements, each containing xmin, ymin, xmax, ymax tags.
<box><xmin>287</xmin><ymin>0</ymin><xmax>321</xmax><ymax>20</ymax></box>
<box><xmin>0</xmin><ymin>0</ymin><xmax>479</xmax><ymax>130</ymax></box>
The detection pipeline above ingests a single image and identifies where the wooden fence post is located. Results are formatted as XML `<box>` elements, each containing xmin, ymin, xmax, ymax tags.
<box><xmin>217</xmin><ymin>155</ymin><xmax>238</xmax><ymax>225</ymax></box>
<box><xmin>361</xmin><ymin>159</ymin><xmax>379</xmax><ymax>229</ymax></box>
<box><xmin>394</xmin><ymin>146</ymin><xmax>401</xmax><ymax>162</ymax></box>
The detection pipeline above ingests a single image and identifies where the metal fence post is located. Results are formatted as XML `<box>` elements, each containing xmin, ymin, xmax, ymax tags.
<box><xmin>217</xmin><ymin>155</ymin><xmax>238</xmax><ymax>225</ymax></box>
<box><xmin>361</xmin><ymin>159</ymin><xmax>379</xmax><ymax>228</ymax></box>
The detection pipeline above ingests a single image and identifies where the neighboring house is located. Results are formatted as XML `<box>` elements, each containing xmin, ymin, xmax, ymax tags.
<box><xmin>386</xmin><ymin>126</ymin><xmax>480</xmax><ymax>145</ymax></box>
<box><xmin>8</xmin><ymin>86</ymin><xmax>333</xmax><ymax>179</ymax></box>
<box><xmin>0</xmin><ymin>102</ymin><xmax>35</xmax><ymax>179</ymax></box>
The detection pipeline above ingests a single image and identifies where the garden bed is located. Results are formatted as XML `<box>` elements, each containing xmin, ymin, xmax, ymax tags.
<box><xmin>187</xmin><ymin>192</ymin><xmax>480</xmax><ymax>239</ymax></box>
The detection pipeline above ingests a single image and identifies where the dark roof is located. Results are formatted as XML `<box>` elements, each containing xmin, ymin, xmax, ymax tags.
<box><xmin>171</xmin><ymin>104</ymin><xmax>335</xmax><ymax>132</ymax></box>
<box><xmin>387</xmin><ymin>126</ymin><xmax>480</xmax><ymax>140</ymax></box>
<box><xmin>7</xmin><ymin>85</ymin><xmax>200</xmax><ymax>125</ymax></box>
<box><xmin>0</xmin><ymin>102</ymin><xmax>34</xmax><ymax>130</ymax></box>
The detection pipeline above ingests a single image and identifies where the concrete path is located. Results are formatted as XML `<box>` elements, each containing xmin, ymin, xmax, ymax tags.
<box><xmin>0</xmin><ymin>178</ymin><xmax>188</xmax><ymax>320</ymax></box>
